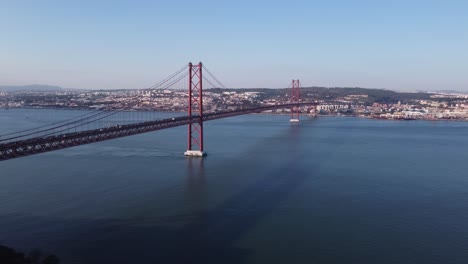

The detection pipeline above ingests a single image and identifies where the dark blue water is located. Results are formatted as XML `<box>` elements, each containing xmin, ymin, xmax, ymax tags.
<box><xmin>1</xmin><ymin>108</ymin><xmax>468</xmax><ymax>263</ymax></box>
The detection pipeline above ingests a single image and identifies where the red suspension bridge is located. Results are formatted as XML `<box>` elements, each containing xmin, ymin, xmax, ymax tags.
<box><xmin>0</xmin><ymin>63</ymin><xmax>318</xmax><ymax>161</ymax></box>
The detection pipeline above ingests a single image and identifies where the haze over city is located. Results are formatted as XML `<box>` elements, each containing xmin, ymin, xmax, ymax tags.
<box><xmin>1</xmin><ymin>0</ymin><xmax>467</xmax><ymax>91</ymax></box>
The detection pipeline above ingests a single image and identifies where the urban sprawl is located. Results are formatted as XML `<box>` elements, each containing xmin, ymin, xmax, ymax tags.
<box><xmin>1</xmin><ymin>87</ymin><xmax>468</xmax><ymax>121</ymax></box>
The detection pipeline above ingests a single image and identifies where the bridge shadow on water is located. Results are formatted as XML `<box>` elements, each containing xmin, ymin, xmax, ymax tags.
<box><xmin>1</xmin><ymin>124</ymin><xmax>313</xmax><ymax>264</ymax></box>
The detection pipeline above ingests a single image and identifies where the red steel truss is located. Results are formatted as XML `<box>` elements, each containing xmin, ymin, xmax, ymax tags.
<box><xmin>187</xmin><ymin>62</ymin><xmax>204</xmax><ymax>152</ymax></box>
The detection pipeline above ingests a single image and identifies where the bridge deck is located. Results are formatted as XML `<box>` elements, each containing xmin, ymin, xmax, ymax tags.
<box><xmin>0</xmin><ymin>103</ymin><xmax>316</xmax><ymax>161</ymax></box>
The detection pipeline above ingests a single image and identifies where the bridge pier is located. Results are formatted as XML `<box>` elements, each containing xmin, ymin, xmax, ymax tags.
<box><xmin>184</xmin><ymin>150</ymin><xmax>206</xmax><ymax>157</ymax></box>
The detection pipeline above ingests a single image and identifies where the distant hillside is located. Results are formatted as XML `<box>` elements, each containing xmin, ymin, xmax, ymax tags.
<box><xmin>301</xmin><ymin>87</ymin><xmax>432</xmax><ymax>104</ymax></box>
<box><xmin>432</xmin><ymin>90</ymin><xmax>468</xmax><ymax>95</ymax></box>
<box><xmin>0</xmin><ymin>84</ymin><xmax>64</xmax><ymax>92</ymax></box>
<box><xmin>0</xmin><ymin>84</ymin><xmax>434</xmax><ymax>104</ymax></box>
<box><xmin>209</xmin><ymin>87</ymin><xmax>432</xmax><ymax>104</ymax></box>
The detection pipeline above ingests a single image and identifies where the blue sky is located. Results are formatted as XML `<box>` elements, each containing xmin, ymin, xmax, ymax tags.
<box><xmin>1</xmin><ymin>0</ymin><xmax>467</xmax><ymax>91</ymax></box>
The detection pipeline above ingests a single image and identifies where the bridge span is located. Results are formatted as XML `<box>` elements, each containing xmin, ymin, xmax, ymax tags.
<box><xmin>0</xmin><ymin>103</ymin><xmax>316</xmax><ymax>161</ymax></box>
<box><xmin>0</xmin><ymin>62</ymin><xmax>315</xmax><ymax>161</ymax></box>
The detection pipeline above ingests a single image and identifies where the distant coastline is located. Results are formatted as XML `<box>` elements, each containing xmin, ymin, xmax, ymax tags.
<box><xmin>2</xmin><ymin>86</ymin><xmax>468</xmax><ymax>122</ymax></box>
<box><xmin>3</xmin><ymin>106</ymin><xmax>468</xmax><ymax>123</ymax></box>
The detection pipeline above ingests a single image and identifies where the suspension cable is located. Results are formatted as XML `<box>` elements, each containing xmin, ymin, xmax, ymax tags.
<box><xmin>0</xmin><ymin>110</ymin><xmax>113</xmax><ymax>142</ymax></box>
<box><xmin>146</xmin><ymin>63</ymin><xmax>189</xmax><ymax>90</ymax></box>
<box><xmin>0</xmin><ymin>109</ymin><xmax>103</xmax><ymax>139</ymax></box>
<box><xmin>202</xmin><ymin>65</ymin><xmax>227</xmax><ymax>89</ymax></box>
<box><xmin>0</xmin><ymin>63</ymin><xmax>215</xmax><ymax>144</ymax></box>
<box><xmin>35</xmin><ymin>109</ymin><xmax>126</xmax><ymax>139</ymax></box>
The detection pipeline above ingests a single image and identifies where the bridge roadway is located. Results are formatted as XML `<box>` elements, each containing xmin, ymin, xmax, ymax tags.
<box><xmin>0</xmin><ymin>103</ymin><xmax>317</xmax><ymax>161</ymax></box>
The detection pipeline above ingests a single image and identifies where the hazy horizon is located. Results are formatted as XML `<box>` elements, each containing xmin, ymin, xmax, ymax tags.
<box><xmin>2</xmin><ymin>83</ymin><xmax>463</xmax><ymax>94</ymax></box>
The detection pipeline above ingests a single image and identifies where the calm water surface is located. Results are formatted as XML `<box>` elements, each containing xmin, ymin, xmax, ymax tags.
<box><xmin>1</xmin><ymin>108</ymin><xmax>468</xmax><ymax>263</ymax></box>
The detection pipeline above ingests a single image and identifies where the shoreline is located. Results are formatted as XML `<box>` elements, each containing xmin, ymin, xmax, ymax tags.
<box><xmin>2</xmin><ymin>107</ymin><xmax>468</xmax><ymax>123</ymax></box>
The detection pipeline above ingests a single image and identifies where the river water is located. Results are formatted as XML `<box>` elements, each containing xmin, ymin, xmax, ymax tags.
<box><xmin>1</xmin><ymin>108</ymin><xmax>468</xmax><ymax>263</ymax></box>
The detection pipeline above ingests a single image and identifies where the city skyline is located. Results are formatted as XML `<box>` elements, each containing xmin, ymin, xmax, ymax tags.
<box><xmin>1</xmin><ymin>0</ymin><xmax>467</xmax><ymax>91</ymax></box>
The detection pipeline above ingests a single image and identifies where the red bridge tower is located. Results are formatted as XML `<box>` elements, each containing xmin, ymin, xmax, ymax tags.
<box><xmin>184</xmin><ymin>62</ymin><xmax>207</xmax><ymax>157</ymax></box>
<box><xmin>290</xmin><ymin>79</ymin><xmax>300</xmax><ymax>122</ymax></box>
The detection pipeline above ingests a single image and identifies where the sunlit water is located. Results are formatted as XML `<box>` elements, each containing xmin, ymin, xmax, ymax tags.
<box><xmin>1</xmin><ymin>108</ymin><xmax>468</xmax><ymax>264</ymax></box>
